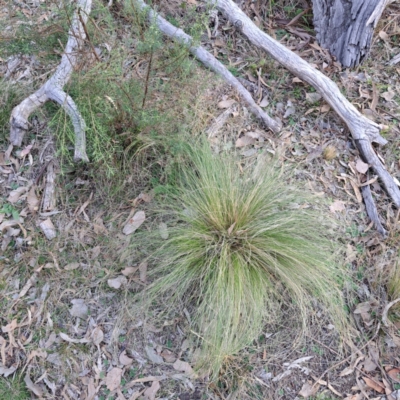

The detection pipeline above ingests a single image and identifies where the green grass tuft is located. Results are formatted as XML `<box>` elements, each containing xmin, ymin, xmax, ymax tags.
<box><xmin>0</xmin><ymin>376</ymin><xmax>29</xmax><ymax>400</ymax></box>
<box><xmin>142</xmin><ymin>141</ymin><xmax>350</xmax><ymax>378</ymax></box>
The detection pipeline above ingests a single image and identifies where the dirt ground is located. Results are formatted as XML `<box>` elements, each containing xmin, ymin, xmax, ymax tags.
<box><xmin>1</xmin><ymin>0</ymin><xmax>400</xmax><ymax>399</ymax></box>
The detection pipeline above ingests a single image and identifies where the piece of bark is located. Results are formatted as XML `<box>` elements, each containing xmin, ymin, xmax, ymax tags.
<box><xmin>211</xmin><ymin>0</ymin><xmax>400</xmax><ymax>208</ymax></box>
<box><xmin>10</xmin><ymin>0</ymin><xmax>92</xmax><ymax>162</ymax></box>
<box><xmin>312</xmin><ymin>0</ymin><xmax>393</xmax><ymax>68</ymax></box>
<box><xmin>134</xmin><ymin>0</ymin><xmax>281</xmax><ymax>134</ymax></box>
<box><xmin>42</xmin><ymin>161</ymin><xmax>56</xmax><ymax>212</ymax></box>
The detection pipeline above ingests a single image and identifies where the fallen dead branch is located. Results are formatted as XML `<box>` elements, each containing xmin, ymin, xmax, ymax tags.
<box><xmin>9</xmin><ymin>0</ymin><xmax>92</xmax><ymax>162</ymax></box>
<box><xmin>211</xmin><ymin>0</ymin><xmax>400</xmax><ymax>215</ymax></box>
<box><xmin>135</xmin><ymin>0</ymin><xmax>281</xmax><ymax>134</ymax></box>
<box><xmin>361</xmin><ymin>173</ymin><xmax>387</xmax><ymax>237</ymax></box>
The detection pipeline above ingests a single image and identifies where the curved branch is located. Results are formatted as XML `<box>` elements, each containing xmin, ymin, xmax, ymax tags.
<box><xmin>212</xmin><ymin>0</ymin><xmax>400</xmax><ymax>208</ymax></box>
<box><xmin>10</xmin><ymin>0</ymin><xmax>92</xmax><ymax>162</ymax></box>
<box><xmin>135</xmin><ymin>0</ymin><xmax>281</xmax><ymax>134</ymax></box>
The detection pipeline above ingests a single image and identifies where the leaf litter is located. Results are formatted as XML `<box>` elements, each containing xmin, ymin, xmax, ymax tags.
<box><xmin>1</xmin><ymin>1</ymin><xmax>400</xmax><ymax>399</ymax></box>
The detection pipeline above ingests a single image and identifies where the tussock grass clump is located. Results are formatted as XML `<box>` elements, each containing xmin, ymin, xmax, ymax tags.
<box><xmin>144</xmin><ymin>142</ymin><xmax>349</xmax><ymax>377</ymax></box>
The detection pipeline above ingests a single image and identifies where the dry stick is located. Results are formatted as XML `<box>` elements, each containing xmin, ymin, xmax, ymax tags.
<box><xmin>9</xmin><ymin>0</ymin><xmax>92</xmax><ymax>162</ymax></box>
<box><xmin>134</xmin><ymin>0</ymin><xmax>281</xmax><ymax>134</ymax></box>
<box><xmin>360</xmin><ymin>174</ymin><xmax>388</xmax><ymax>237</ymax></box>
<box><xmin>211</xmin><ymin>0</ymin><xmax>400</xmax><ymax>208</ymax></box>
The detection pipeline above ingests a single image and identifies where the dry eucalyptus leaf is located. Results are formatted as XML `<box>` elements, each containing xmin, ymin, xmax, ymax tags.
<box><xmin>381</xmin><ymin>89</ymin><xmax>396</xmax><ymax>102</ymax></box>
<box><xmin>7</xmin><ymin>186</ymin><xmax>28</xmax><ymax>203</ymax></box>
<box><xmin>145</xmin><ymin>346</ymin><xmax>163</xmax><ymax>364</ymax></box>
<box><xmin>123</xmin><ymin>210</ymin><xmax>145</xmax><ymax>235</ymax></box>
<box><xmin>107</xmin><ymin>275</ymin><xmax>128</xmax><ymax>289</ymax></box>
<box><xmin>24</xmin><ymin>373</ymin><xmax>43</xmax><ymax>397</ymax></box>
<box><xmin>64</xmin><ymin>262</ymin><xmax>80</xmax><ymax>270</ymax></box>
<box><xmin>39</xmin><ymin>218</ymin><xmax>56</xmax><ymax>240</ymax></box>
<box><xmin>106</xmin><ymin>367</ymin><xmax>123</xmax><ymax>391</ymax></box>
<box><xmin>305</xmin><ymin>92</ymin><xmax>322</xmax><ymax>103</ymax></box>
<box><xmin>161</xmin><ymin>349</ymin><xmax>176</xmax><ymax>363</ymax></box>
<box><xmin>235</xmin><ymin>136</ymin><xmax>255</xmax><ymax>147</ymax></box>
<box><xmin>69</xmin><ymin>299</ymin><xmax>88</xmax><ymax>319</ymax></box>
<box><xmin>362</xmin><ymin>377</ymin><xmax>384</xmax><ymax>393</ymax></box>
<box><xmin>217</xmin><ymin>99</ymin><xmax>236</xmax><ymax>109</ymax></box>
<box><xmin>388</xmin><ymin>368</ymin><xmax>400</xmax><ymax>383</ymax></box>
<box><xmin>173</xmin><ymin>359</ymin><xmax>195</xmax><ymax>377</ymax></box>
<box><xmin>298</xmin><ymin>381</ymin><xmax>319</xmax><ymax>398</ymax></box>
<box><xmin>20</xmin><ymin>144</ymin><xmax>33</xmax><ymax>158</ymax></box>
<box><xmin>259</xmin><ymin>96</ymin><xmax>269</xmax><ymax>107</ymax></box>
<box><xmin>2</xmin><ymin>319</ymin><xmax>17</xmax><ymax>333</ymax></box>
<box><xmin>119</xmin><ymin>350</ymin><xmax>134</xmax><ymax>366</ymax></box>
<box><xmin>27</xmin><ymin>186</ymin><xmax>39</xmax><ymax>212</ymax></box>
<box><xmin>329</xmin><ymin>200</ymin><xmax>346</xmax><ymax>213</ymax></box>
<box><xmin>379</xmin><ymin>30</ymin><xmax>390</xmax><ymax>42</ymax></box>
<box><xmin>143</xmin><ymin>380</ymin><xmax>160</xmax><ymax>400</ymax></box>
<box><xmin>139</xmin><ymin>261</ymin><xmax>148</xmax><ymax>282</ymax></box>
<box><xmin>283</xmin><ymin>106</ymin><xmax>296</xmax><ymax>118</ymax></box>
<box><xmin>159</xmin><ymin>222</ymin><xmax>169</xmax><ymax>240</ymax></box>
<box><xmin>121</xmin><ymin>266</ymin><xmax>137</xmax><ymax>276</ymax></box>
<box><xmin>91</xmin><ymin>326</ymin><xmax>104</xmax><ymax>346</ymax></box>
<box><xmin>355</xmin><ymin>159</ymin><xmax>369</xmax><ymax>174</ymax></box>
<box><xmin>0</xmin><ymin>365</ymin><xmax>16</xmax><ymax>377</ymax></box>
<box><xmin>59</xmin><ymin>332</ymin><xmax>90</xmax><ymax>344</ymax></box>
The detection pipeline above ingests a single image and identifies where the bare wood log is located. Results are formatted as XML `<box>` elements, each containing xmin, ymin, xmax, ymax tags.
<box><xmin>135</xmin><ymin>0</ymin><xmax>281</xmax><ymax>134</ymax></box>
<box><xmin>9</xmin><ymin>0</ymin><xmax>92</xmax><ymax>162</ymax></box>
<box><xmin>312</xmin><ymin>0</ymin><xmax>393</xmax><ymax>68</ymax></box>
<box><xmin>211</xmin><ymin>0</ymin><xmax>400</xmax><ymax>208</ymax></box>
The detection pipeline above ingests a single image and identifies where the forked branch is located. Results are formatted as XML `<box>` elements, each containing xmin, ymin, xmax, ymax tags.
<box><xmin>211</xmin><ymin>0</ymin><xmax>400</xmax><ymax>214</ymax></box>
<box><xmin>9</xmin><ymin>0</ymin><xmax>92</xmax><ymax>162</ymax></box>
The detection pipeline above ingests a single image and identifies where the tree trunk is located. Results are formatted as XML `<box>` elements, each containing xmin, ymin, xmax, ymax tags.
<box><xmin>312</xmin><ymin>0</ymin><xmax>392</xmax><ymax>68</ymax></box>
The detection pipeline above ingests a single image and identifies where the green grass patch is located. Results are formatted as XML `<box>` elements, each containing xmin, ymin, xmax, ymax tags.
<box><xmin>140</xmin><ymin>141</ymin><xmax>350</xmax><ymax>378</ymax></box>
<box><xmin>0</xmin><ymin>376</ymin><xmax>29</xmax><ymax>400</ymax></box>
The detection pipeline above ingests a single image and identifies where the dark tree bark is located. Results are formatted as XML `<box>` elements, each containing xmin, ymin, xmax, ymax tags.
<box><xmin>312</xmin><ymin>0</ymin><xmax>392</xmax><ymax>68</ymax></box>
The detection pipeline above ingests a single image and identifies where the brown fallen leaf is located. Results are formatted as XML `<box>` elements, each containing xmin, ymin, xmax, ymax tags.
<box><xmin>119</xmin><ymin>350</ymin><xmax>134</xmax><ymax>366</ymax></box>
<box><xmin>217</xmin><ymin>99</ymin><xmax>236</xmax><ymax>109</ymax></box>
<box><xmin>143</xmin><ymin>380</ymin><xmax>160</xmax><ymax>400</ymax></box>
<box><xmin>388</xmin><ymin>368</ymin><xmax>400</xmax><ymax>383</ymax></box>
<box><xmin>139</xmin><ymin>261</ymin><xmax>148</xmax><ymax>282</ymax></box>
<box><xmin>123</xmin><ymin>210</ymin><xmax>145</xmax><ymax>235</ymax></box>
<box><xmin>91</xmin><ymin>326</ymin><xmax>104</xmax><ymax>346</ymax></box>
<box><xmin>298</xmin><ymin>381</ymin><xmax>319</xmax><ymax>398</ymax></box>
<box><xmin>173</xmin><ymin>359</ymin><xmax>195</xmax><ymax>378</ymax></box>
<box><xmin>59</xmin><ymin>332</ymin><xmax>90</xmax><ymax>344</ymax></box>
<box><xmin>20</xmin><ymin>144</ymin><xmax>33</xmax><ymax>158</ymax></box>
<box><xmin>121</xmin><ymin>266</ymin><xmax>138</xmax><ymax>276</ymax></box>
<box><xmin>106</xmin><ymin>367</ymin><xmax>123</xmax><ymax>391</ymax></box>
<box><xmin>39</xmin><ymin>218</ymin><xmax>56</xmax><ymax>240</ymax></box>
<box><xmin>7</xmin><ymin>186</ymin><xmax>28</xmax><ymax>203</ymax></box>
<box><xmin>355</xmin><ymin>159</ymin><xmax>369</xmax><ymax>174</ymax></box>
<box><xmin>236</xmin><ymin>136</ymin><xmax>256</xmax><ymax>147</ymax></box>
<box><xmin>27</xmin><ymin>186</ymin><xmax>39</xmax><ymax>213</ymax></box>
<box><xmin>362</xmin><ymin>377</ymin><xmax>385</xmax><ymax>393</ymax></box>
<box><xmin>329</xmin><ymin>200</ymin><xmax>346</xmax><ymax>213</ymax></box>
<box><xmin>161</xmin><ymin>349</ymin><xmax>176</xmax><ymax>363</ymax></box>
<box><xmin>107</xmin><ymin>275</ymin><xmax>128</xmax><ymax>289</ymax></box>
<box><xmin>69</xmin><ymin>299</ymin><xmax>88</xmax><ymax>319</ymax></box>
<box><xmin>64</xmin><ymin>262</ymin><xmax>80</xmax><ymax>270</ymax></box>
<box><xmin>24</xmin><ymin>373</ymin><xmax>43</xmax><ymax>397</ymax></box>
